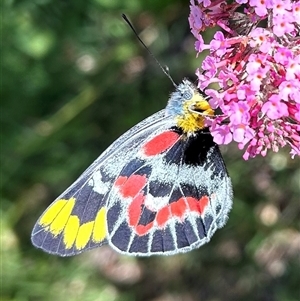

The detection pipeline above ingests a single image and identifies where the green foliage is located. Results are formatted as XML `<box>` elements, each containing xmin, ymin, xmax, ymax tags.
<box><xmin>1</xmin><ymin>0</ymin><xmax>299</xmax><ymax>300</ymax></box>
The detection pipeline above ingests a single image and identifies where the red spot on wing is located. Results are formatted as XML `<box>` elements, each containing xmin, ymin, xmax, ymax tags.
<box><xmin>186</xmin><ymin>197</ymin><xmax>199</xmax><ymax>212</ymax></box>
<box><xmin>128</xmin><ymin>193</ymin><xmax>155</xmax><ymax>236</ymax></box>
<box><xmin>186</xmin><ymin>196</ymin><xmax>209</xmax><ymax>214</ymax></box>
<box><xmin>198</xmin><ymin>196</ymin><xmax>209</xmax><ymax>213</ymax></box>
<box><xmin>156</xmin><ymin>206</ymin><xmax>171</xmax><ymax>227</ymax></box>
<box><xmin>170</xmin><ymin>198</ymin><xmax>187</xmax><ymax>218</ymax></box>
<box><xmin>136</xmin><ymin>223</ymin><xmax>154</xmax><ymax>236</ymax></box>
<box><xmin>115</xmin><ymin>175</ymin><xmax>147</xmax><ymax>198</ymax></box>
<box><xmin>128</xmin><ymin>193</ymin><xmax>144</xmax><ymax>227</ymax></box>
<box><xmin>155</xmin><ymin>195</ymin><xmax>210</xmax><ymax>227</ymax></box>
<box><xmin>142</xmin><ymin>131</ymin><xmax>180</xmax><ymax>156</ymax></box>
<box><xmin>115</xmin><ymin>176</ymin><xmax>126</xmax><ymax>187</ymax></box>
<box><xmin>125</xmin><ymin>181</ymin><xmax>210</xmax><ymax>235</ymax></box>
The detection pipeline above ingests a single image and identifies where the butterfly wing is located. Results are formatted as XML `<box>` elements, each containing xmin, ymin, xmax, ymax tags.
<box><xmin>32</xmin><ymin>78</ymin><xmax>233</xmax><ymax>257</ymax></box>
<box><xmin>31</xmin><ymin>110</ymin><xmax>175</xmax><ymax>256</ymax></box>
<box><xmin>105</xmin><ymin>127</ymin><xmax>232</xmax><ymax>256</ymax></box>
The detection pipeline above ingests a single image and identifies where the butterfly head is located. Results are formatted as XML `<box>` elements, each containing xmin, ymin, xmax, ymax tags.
<box><xmin>166</xmin><ymin>79</ymin><xmax>214</xmax><ymax>133</ymax></box>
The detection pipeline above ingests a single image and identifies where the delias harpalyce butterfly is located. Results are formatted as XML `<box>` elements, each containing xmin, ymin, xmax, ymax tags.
<box><xmin>31</xmin><ymin>16</ymin><xmax>233</xmax><ymax>257</ymax></box>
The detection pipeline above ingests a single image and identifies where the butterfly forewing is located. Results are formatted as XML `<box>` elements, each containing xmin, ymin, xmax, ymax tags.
<box><xmin>31</xmin><ymin>170</ymin><xmax>110</xmax><ymax>256</ymax></box>
<box><xmin>31</xmin><ymin>111</ymin><xmax>174</xmax><ymax>256</ymax></box>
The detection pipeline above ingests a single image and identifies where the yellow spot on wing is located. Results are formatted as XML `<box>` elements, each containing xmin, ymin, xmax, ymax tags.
<box><xmin>63</xmin><ymin>215</ymin><xmax>80</xmax><ymax>249</ymax></box>
<box><xmin>39</xmin><ymin>198</ymin><xmax>76</xmax><ymax>236</ymax></box>
<box><xmin>92</xmin><ymin>208</ymin><xmax>107</xmax><ymax>242</ymax></box>
<box><xmin>75</xmin><ymin>221</ymin><xmax>94</xmax><ymax>250</ymax></box>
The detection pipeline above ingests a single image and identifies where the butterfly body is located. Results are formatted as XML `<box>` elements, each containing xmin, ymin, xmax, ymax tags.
<box><xmin>31</xmin><ymin>79</ymin><xmax>233</xmax><ymax>256</ymax></box>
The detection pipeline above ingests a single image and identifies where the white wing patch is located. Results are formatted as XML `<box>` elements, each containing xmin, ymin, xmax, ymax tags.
<box><xmin>89</xmin><ymin>170</ymin><xmax>110</xmax><ymax>195</ymax></box>
<box><xmin>144</xmin><ymin>194</ymin><xmax>170</xmax><ymax>211</ymax></box>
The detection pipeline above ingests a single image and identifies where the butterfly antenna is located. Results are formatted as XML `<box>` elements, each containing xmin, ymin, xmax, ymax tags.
<box><xmin>122</xmin><ymin>14</ymin><xmax>177</xmax><ymax>88</ymax></box>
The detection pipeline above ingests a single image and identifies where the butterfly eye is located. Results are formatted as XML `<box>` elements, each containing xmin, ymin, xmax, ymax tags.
<box><xmin>182</xmin><ymin>90</ymin><xmax>193</xmax><ymax>100</ymax></box>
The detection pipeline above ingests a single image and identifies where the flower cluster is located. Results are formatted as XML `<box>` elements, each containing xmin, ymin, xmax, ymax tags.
<box><xmin>189</xmin><ymin>0</ymin><xmax>300</xmax><ymax>159</ymax></box>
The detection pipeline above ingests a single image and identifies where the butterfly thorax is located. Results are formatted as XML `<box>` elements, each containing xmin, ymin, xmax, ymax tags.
<box><xmin>165</xmin><ymin>79</ymin><xmax>214</xmax><ymax>134</ymax></box>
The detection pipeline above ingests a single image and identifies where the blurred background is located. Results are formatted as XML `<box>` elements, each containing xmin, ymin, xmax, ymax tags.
<box><xmin>1</xmin><ymin>0</ymin><xmax>300</xmax><ymax>300</ymax></box>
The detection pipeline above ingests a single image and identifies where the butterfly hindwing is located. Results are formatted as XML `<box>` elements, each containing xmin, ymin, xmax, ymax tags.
<box><xmin>106</xmin><ymin>127</ymin><xmax>232</xmax><ymax>256</ymax></box>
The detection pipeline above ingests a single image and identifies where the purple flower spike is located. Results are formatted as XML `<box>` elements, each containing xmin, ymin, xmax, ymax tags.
<box><xmin>189</xmin><ymin>0</ymin><xmax>300</xmax><ymax>159</ymax></box>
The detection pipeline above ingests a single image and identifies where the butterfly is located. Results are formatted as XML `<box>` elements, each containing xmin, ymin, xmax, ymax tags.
<box><xmin>31</xmin><ymin>78</ymin><xmax>233</xmax><ymax>256</ymax></box>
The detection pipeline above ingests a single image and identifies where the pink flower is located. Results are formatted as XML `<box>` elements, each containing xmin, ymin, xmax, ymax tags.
<box><xmin>189</xmin><ymin>0</ymin><xmax>300</xmax><ymax>159</ymax></box>
<box><xmin>210</xmin><ymin>123</ymin><xmax>233</xmax><ymax>145</ymax></box>
<box><xmin>272</xmin><ymin>14</ymin><xmax>295</xmax><ymax>37</ymax></box>
<box><xmin>261</xmin><ymin>95</ymin><xmax>289</xmax><ymax>120</ymax></box>
<box><xmin>249</xmin><ymin>0</ymin><xmax>271</xmax><ymax>17</ymax></box>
